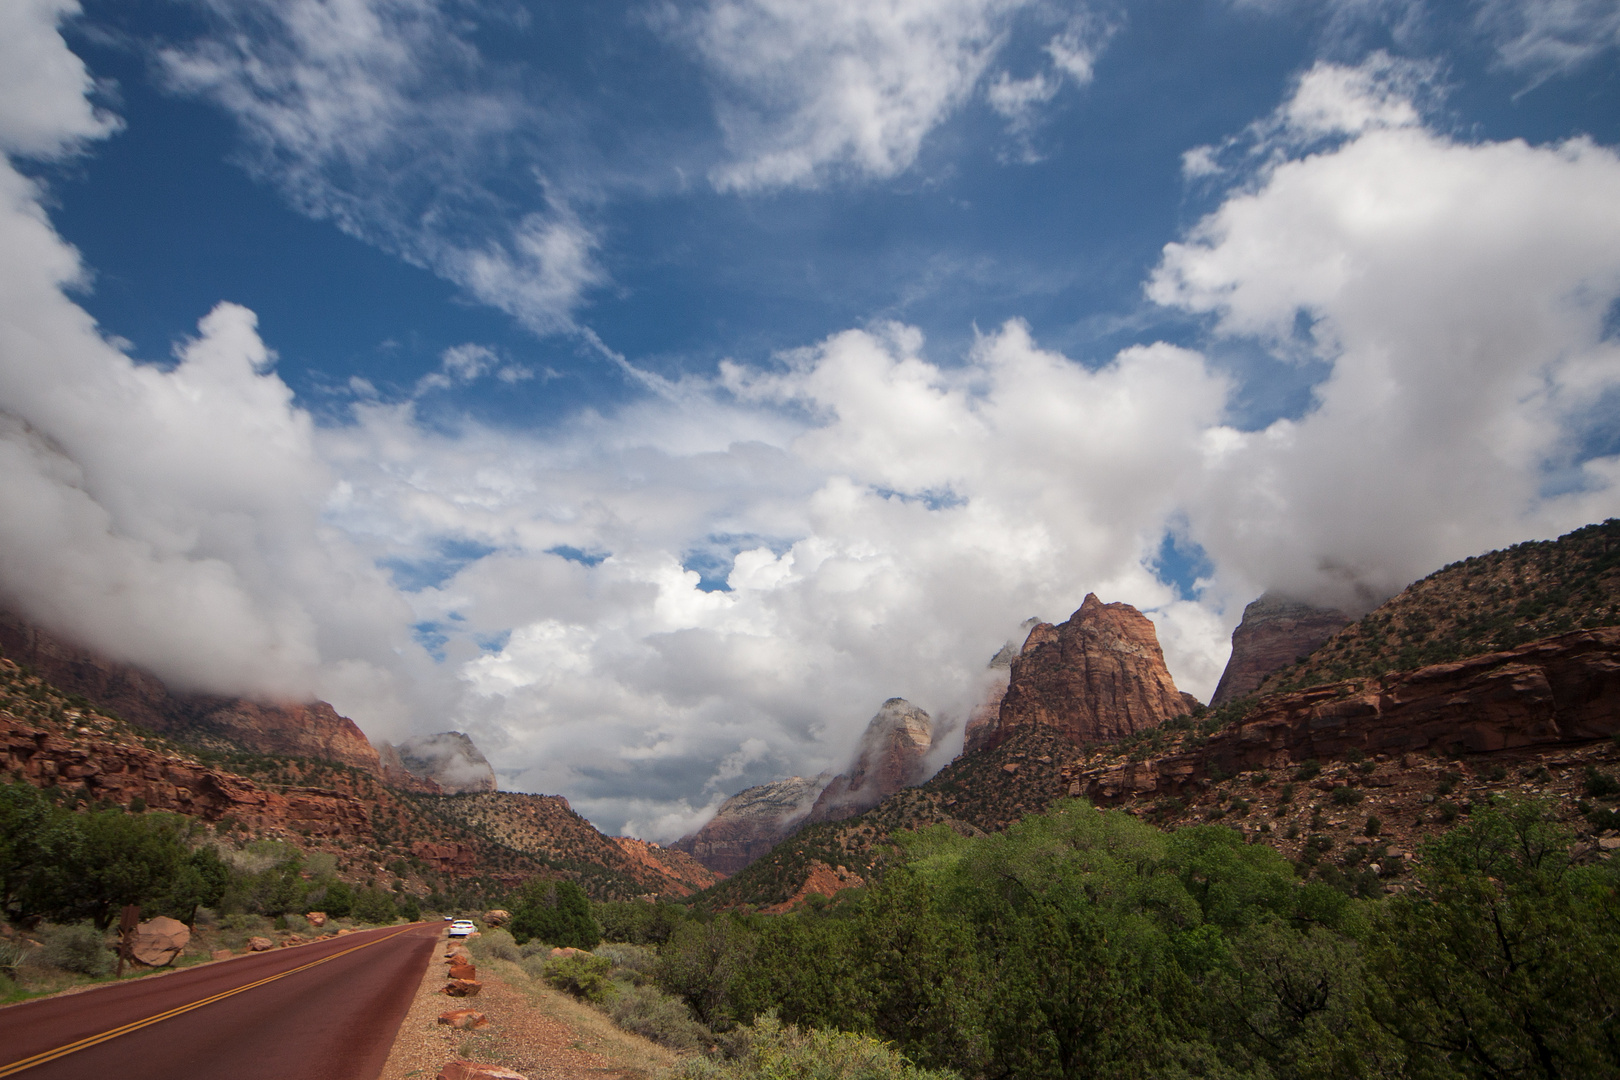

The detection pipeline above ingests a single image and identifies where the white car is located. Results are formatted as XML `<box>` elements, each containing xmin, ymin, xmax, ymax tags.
<box><xmin>448</xmin><ymin>920</ymin><xmax>477</xmax><ymax>937</ymax></box>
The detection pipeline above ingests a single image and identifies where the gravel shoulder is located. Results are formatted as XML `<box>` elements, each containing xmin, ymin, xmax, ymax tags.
<box><xmin>379</xmin><ymin>933</ymin><xmax>680</xmax><ymax>1080</ymax></box>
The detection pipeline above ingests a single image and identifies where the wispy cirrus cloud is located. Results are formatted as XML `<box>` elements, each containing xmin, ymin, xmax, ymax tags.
<box><xmin>162</xmin><ymin>0</ymin><xmax>604</xmax><ymax>334</ymax></box>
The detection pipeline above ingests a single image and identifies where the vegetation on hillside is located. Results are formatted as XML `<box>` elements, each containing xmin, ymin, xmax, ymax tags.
<box><xmin>1262</xmin><ymin>519</ymin><xmax>1620</xmax><ymax>693</ymax></box>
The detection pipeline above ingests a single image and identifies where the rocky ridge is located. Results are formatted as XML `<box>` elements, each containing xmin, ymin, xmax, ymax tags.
<box><xmin>0</xmin><ymin>655</ymin><xmax>711</xmax><ymax>901</ymax></box>
<box><xmin>0</xmin><ymin>611</ymin><xmax>383</xmax><ymax>773</ymax></box>
<box><xmin>385</xmin><ymin>732</ymin><xmax>499</xmax><ymax>794</ymax></box>
<box><xmin>1259</xmin><ymin>519</ymin><xmax>1620</xmax><ymax>695</ymax></box>
<box><xmin>1210</xmin><ymin>594</ymin><xmax>1353</xmax><ymax>706</ymax></box>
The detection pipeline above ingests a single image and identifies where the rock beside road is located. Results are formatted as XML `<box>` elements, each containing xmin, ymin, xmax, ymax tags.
<box><xmin>437</xmin><ymin>1062</ymin><xmax>527</xmax><ymax>1080</ymax></box>
<box><xmin>129</xmin><ymin>916</ymin><xmax>190</xmax><ymax>967</ymax></box>
<box><xmin>443</xmin><ymin>978</ymin><xmax>483</xmax><ymax>997</ymax></box>
<box><xmin>436</xmin><ymin>1009</ymin><xmax>489</xmax><ymax>1030</ymax></box>
<box><xmin>248</xmin><ymin>937</ymin><xmax>273</xmax><ymax>952</ymax></box>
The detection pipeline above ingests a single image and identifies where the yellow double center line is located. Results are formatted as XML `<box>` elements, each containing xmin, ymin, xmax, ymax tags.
<box><xmin>0</xmin><ymin>924</ymin><xmax>422</xmax><ymax>1077</ymax></box>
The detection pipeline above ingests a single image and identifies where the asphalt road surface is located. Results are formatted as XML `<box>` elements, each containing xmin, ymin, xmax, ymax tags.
<box><xmin>0</xmin><ymin>922</ymin><xmax>440</xmax><ymax>1080</ymax></box>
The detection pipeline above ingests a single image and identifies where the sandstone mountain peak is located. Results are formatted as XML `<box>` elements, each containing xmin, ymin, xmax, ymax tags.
<box><xmin>672</xmin><ymin>775</ymin><xmax>826</xmax><ymax>875</ymax></box>
<box><xmin>1209</xmin><ymin>592</ymin><xmax>1353</xmax><ymax>706</ymax></box>
<box><xmin>385</xmin><ymin>731</ymin><xmax>498</xmax><ymax>794</ymax></box>
<box><xmin>988</xmin><ymin>594</ymin><xmax>1192</xmax><ymax>750</ymax></box>
<box><xmin>807</xmin><ymin>697</ymin><xmax>935</xmax><ymax>823</ymax></box>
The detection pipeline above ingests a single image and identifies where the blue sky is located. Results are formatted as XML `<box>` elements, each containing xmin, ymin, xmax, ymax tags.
<box><xmin>3</xmin><ymin>0</ymin><xmax>1619</xmax><ymax>838</ymax></box>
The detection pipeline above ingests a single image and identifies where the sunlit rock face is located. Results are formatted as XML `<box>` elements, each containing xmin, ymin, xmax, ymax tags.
<box><xmin>806</xmin><ymin>697</ymin><xmax>935</xmax><ymax>824</ymax></box>
<box><xmin>385</xmin><ymin>731</ymin><xmax>498</xmax><ymax>794</ymax></box>
<box><xmin>672</xmin><ymin>775</ymin><xmax>827</xmax><ymax>875</ymax></box>
<box><xmin>991</xmin><ymin>594</ymin><xmax>1193</xmax><ymax>750</ymax></box>
<box><xmin>1210</xmin><ymin>593</ymin><xmax>1353</xmax><ymax>707</ymax></box>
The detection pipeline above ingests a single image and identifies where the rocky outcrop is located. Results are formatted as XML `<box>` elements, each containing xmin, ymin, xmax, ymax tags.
<box><xmin>412</xmin><ymin>841</ymin><xmax>479</xmax><ymax>875</ymax></box>
<box><xmin>672</xmin><ymin>775</ymin><xmax>826</xmax><ymax>875</ymax></box>
<box><xmin>0</xmin><ymin>611</ymin><xmax>380</xmax><ymax>771</ymax></box>
<box><xmin>386</xmin><ymin>732</ymin><xmax>498</xmax><ymax>794</ymax></box>
<box><xmin>1210</xmin><ymin>593</ymin><xmax>1353</xmax><ymax>706</ymax></box>
<box><xmin>1076</xmin><ymin>628</ymin><xmax>1620</xmax><ymax>802</ymax></box>
<box><xmin>808</xmin><ymin>698</ymin><xmax>935</xmax><ymax>823</ymax></box>
<box><xmin>992</xmin><ymin>595</ymin><xmax>1192</xmax><ymax>750</ymax></box>
<box><xmin>609</xmin><ymin>836</ymin><xmax>722</xmax><ymax>894</ymax></box>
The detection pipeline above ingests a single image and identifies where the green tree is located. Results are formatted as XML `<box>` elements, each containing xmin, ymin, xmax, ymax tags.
<box><xmin>322</xmin><ymin>879</ymin><xmax>354</xmax><ymax>919</ymax></box>
<box><xmin>351</xmin><ymin>886</ymin><xmax>399</xmax><ymax>924</ymax></box>
<box><xmin>60</xmin><ymin>810</ymin><xmax>189</xmax><ymax>928</ymax></box>
<box><xmin>509</xmin><ymin>878</ymin><xmax>600</xmax><ymax>949</ymax></box>
<box><xmin>396</xmin><ymin>892</ymin><xmax>421</xmax><ymax>922</ymax></box>
<box><xmin>0</xmin><ymin>779</ymin><xmax>60</xmax><ymax>919</ymax></box>
<box><xmin>656</xmin><ymin>915</ymin><xmax>757</xmax><ymax>1027</ymax></box>
<box><xmin>1367</xmin><ymin>798</ymin><xmax>1620</xmax><ymax>1079</ymax></box>
<box><xmin>164</xmin><ymin>845</ymin><xmax>235</xmax><ymax>926</ymax></box>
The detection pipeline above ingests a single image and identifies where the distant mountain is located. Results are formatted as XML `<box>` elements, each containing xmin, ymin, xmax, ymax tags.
<box><xmin>382</xmin><ymin>732</ymin><xmax>498</xmax><ymax>794</ymax></box>
<box><xmin>0</xmin><ymin>619</ymin><xmax>708</xmax><ymax>901</ymax></box>
<box><xmin>1209</xmin><ymin>593</ymin><xmax>1352</xmax><ymax>706</ymax></box>
<box><xmin>806</xmin><ymin>698</ymin><xmax>935</xmax><ymax>823</ymax></box>
<box><xmin>671</xmin><ymin>776</ymin><xmax>826</xmax><ymax>875</ymax></box>
<box><xmin>1259</xmin><ymin>519</ymin><xmax>1620</xmax><ymax>695</ymax></box>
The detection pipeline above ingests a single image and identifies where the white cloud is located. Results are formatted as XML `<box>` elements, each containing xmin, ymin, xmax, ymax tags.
<box><xmin>162</xmin><ymin>0</ymin><xmax>603</xmax><ymax>334</ymax></box>
<box><xmin>1152</xmin><ymin>55</ymin><xmax>1620</xmax><ymax>612</ymax></box>
<box><xmin>678</xmin><ymin>0</ymin><xmax>1037</xmax><ymax>190</ymax></box>
<box><xmin>1475</xmin><ymin>0</ymin><xmax>1620</xmax><ymax>78</ymax></box>
<box><xmin>0</xmin><ymin>0</ymin><xmax>121</xmax><ymax>158</ymax></box>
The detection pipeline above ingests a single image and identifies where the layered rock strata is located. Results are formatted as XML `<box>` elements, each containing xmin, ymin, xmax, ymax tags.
<box><xmin>808</xmin><ymin>698</ymin><xmax>935</xmax><ymax>823</ymax></box>
<box><xmin>673</xmin><ymin>775</ymin><xmax>825</xmax><ymax>875</ymax></box>
<box><xmin>1076</xmin><ymin>628</ymin><xmax>1620</xmax><ymax>802</ymax></box>
<box><xmin>1210</xmin><ymin>594</ymin><xmax>1353</xmax><ymax>706</ymax></box>
<box><xmin>0</xmin><ymin>612</ymin><xmax>380</xmax><ymax>771</ymax></box>
<box><xmin>992</xmin><ymin>594</ymin><xmax>1192</xmax><ymax>750</ymax></box>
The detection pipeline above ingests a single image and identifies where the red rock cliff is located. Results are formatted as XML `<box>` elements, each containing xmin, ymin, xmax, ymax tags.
<box><xmin>0</xmin><ymin>611</ymin><xmax>380</xmax><ymax>772</ymax></box>
<box><xmin>1210</xmin><ymin>593</ymin><xmax>1353</xmax><ymax>706</ymax></box>
<box><xmin>992</xmin><ymin>594</ymin><xmax>1191</xmax><ymax>750</ymax></box>
<box><xmin>1077</xmin><ymin>628</ymin><xmax>1620</xmax><ymax>801</ymax></box>
<box><xmin>673</xmin><ymin>775</ymin><xmax>825</xmax><ymax>875</ymax></box>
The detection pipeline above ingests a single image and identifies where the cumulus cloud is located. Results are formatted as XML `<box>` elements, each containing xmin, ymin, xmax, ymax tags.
<box><xmin>0</xmin><ymin>0</ymin><xmax>121</xmax><ymax>158</ymax></box>
<box><xmin>1152</xmin><ymin>54</ymin><xmax>1620</xmax><ymax>612</ymax></box>
<box><xmin>8</xmin><ymin>7</ymin><xmax>1620</xmax><ymax>844</ymax></box>
<box><xmin>675</xmin><ymin>0</ymin><xmax>1039</xmax><ymax>190</ymax></box>
<box><xmin>161</xmin><ymin>0</ymin><xmax>603</xmax><ymax>334</ymax></box>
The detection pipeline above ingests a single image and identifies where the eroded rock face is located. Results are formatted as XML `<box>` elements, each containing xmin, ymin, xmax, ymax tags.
<box><xmin>992</xmin><ymin>594</ymin><xmax>1191</xmax><ymax>750</ymax></box>
<box><xmin>1210</xmin><ymin>594</ymin><xmax>1353</xmax><ymax>706</ymax></box>
<box><xmin>386</xmin><ymin>732</ymin><xmax>498</xmax><ymax>794</ymax></box>
<box><xmin>962</xmin><ymin>621</ymin><xmax>1039</xmax><ymax>755</ymax></box>
<box><xmin>1076</xmin><ymin>628</ymin><xmax>1620</xmax><ymax>801</ymax></box>
<box><xmin>808</xmin><ymin>698</ymin><xmax>935</xmax><ymax>823</ymax></box>
<box><xmin>672</xmin><ymin>776</ymin><xmax>825</xmax><ymax>875</ymax></box>
<box><xmin>0</xmin><ymin>612</ymin><xmax>380</xmax><ymax>771</ymax></box>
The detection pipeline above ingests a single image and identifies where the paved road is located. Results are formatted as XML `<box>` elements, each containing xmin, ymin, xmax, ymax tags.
<box><xmin>0</xmin><ymin>922</ymin><xmax>440</xmax><ymax>1080</ymax></box>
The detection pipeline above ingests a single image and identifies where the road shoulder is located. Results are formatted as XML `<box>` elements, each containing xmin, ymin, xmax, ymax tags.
<box><xmin>379</xmin><ymin>938</ymin><xmax>679</xmax><ymax>1080</ymax></box>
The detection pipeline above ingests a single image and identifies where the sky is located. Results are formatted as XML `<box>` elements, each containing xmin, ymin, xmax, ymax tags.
<box><xmin>2</xmin><ymin>0</ymin><xmax>1618</xmax><ymax>841</ymax></box>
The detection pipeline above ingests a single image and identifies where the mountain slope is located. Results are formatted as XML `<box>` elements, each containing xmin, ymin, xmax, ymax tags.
<box><xmin>1260</xmin><ymin>519</ymin><xmax>1620</xmax><ymax>694</ymax></box>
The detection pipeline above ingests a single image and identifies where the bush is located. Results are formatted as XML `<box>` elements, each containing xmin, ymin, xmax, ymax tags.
<box><xmin>664</xmin><ymin>1015</ymin><xmax>955</xmax><ymax>1080</ymax></box>
<box><xmin>597</xmin><ymin>941</ymin><xmax>658</xmax><ymax>980</ymax></box>
<box><xmin>39</xmin><ymin>923</ymin><xmax>113</xmax><ymax>977</ymax></box>
<box><xmin>608</xmin><ymin>983</ymin><xmax>713</xmax><ymax>1052</ymax></box>
<box><xmin>1331</xmin><ymin>786</ymin><xmax>1364</xmax><ymax>806</ymax></box>
<box><xmin>475</xmin><ymin>929</ymin><xmax>521</xmax><ymax>964</ymax></box>
<box><xmin>543</xmin><ymin>953</ymin><xmax>617</xmax><ymax>1004</ymax></box>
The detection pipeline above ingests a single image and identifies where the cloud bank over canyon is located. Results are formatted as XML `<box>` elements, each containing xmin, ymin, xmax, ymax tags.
<box><xmin>2</xmin><ymin>0</ymin><xmax>1619</xmax><ymax>839</ymax></box>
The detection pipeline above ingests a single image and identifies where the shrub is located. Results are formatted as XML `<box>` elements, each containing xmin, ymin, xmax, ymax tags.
<box><xmin>609</xmin><ymin>983</ymin><xmax>714</xmax><ymax>1052</ymax></box>
<box><xmin>1364</xmin><ymin>816</ymin><xmax>1382</xmax><ymax>837</ymax></box>
<box><xmin>543</xmin><ymin>953</ymin><xmax>617</xmax><ymax>1004</ymax></box>
<box><xmin>350</xmin><ymin>887</ymin><xmax>398</xmax><ymax>924</ymax></box>
<box><xmin>1293</xmin><ymin>761</ymin><xmax>1321</xmax><ymax>782</ymax></box>
<box><xmin>39</xmin><ymin>923</ymin><xmax>113</xmax><ymax>977</ymax></box>
<box><xmin>1582</xmin><ymin>766</ymin><xmax>1620</xmax><ymax>799</ymax></box>
<box><xmin>664</xmin><ymin>1015</ymin><xmax>955</xmax><ymax>1080</ymax></box>
<box><xmin>509</xmin><ymin>879</ymin><xmax>600</xmax><ymax>949</ymax></box>
<box><xmin>596</xmin><ymin>941</ymin><xmax>658</xmax><ymax>979</ymax></box>
<box><xmin>1331</xmin><ymin>786</ymin><xmax>1364</xmax><ymax>806</ymax></box>
<box><xmin>475</xmin><ymin>929</ymin><xmax>521</xmax><ymax>964</ymax></box>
